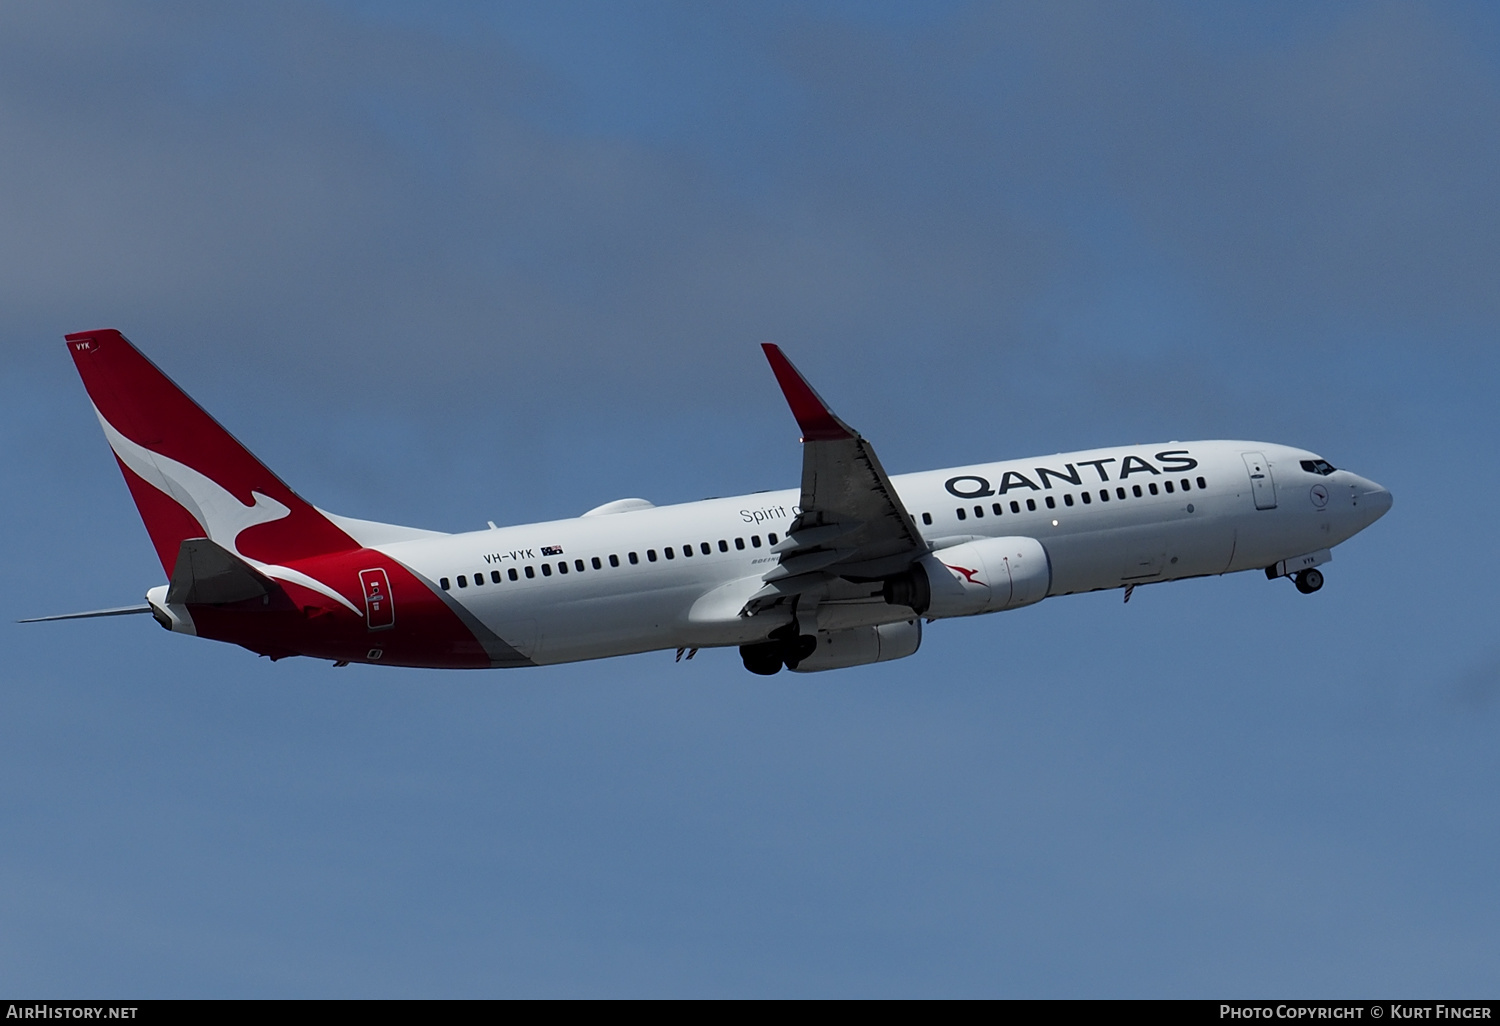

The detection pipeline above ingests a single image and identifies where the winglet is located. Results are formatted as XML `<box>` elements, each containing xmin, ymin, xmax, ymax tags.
<box><xmin>760</xmin><ymin>344</ymin><xmax>856</xmax><ymax>442</ymax></box>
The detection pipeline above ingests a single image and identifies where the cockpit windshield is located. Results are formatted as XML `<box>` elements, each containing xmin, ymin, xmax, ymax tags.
<box><xmin>1300</xmin><ymin>459</ymin><xmax>1337</xmax><ymax>476</ymax></box>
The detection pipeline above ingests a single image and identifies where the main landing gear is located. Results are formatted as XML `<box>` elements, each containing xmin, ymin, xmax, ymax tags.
<box><xmin>739</xmin><ymin>623</ymin><xmax>817</xmax><ymax>675</ymax></box>
<box><xmin>1293</xmin><ymin>568</ymin><xmax>1324</xmax><ymax>594</ymax></box>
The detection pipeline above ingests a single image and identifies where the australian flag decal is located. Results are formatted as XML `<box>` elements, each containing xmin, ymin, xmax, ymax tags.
<box><xmin>541</xmin><ymin>545</ymin><xmax>564</xmax><ymax>556</ymax></box>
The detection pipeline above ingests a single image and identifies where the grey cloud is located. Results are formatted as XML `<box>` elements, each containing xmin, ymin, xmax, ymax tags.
<box><xmin>0</xmin><ymin>1</ymin><xmax>1493</xmax><ymax>446</ymax></box>
<box><xmin>771</xmin><ymin>1</ymin><xmax>1500</xmax><ymax>336</ymax></box>
<box><xmin>0</xmin><ymin>2</ymin><xmax>1052</xmax><ymax>417</ymax></box>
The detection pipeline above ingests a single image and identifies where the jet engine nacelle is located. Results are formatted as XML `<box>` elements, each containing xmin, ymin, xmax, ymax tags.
<box><xmin>789</xmin><ymin>618</ymin><xmax>922</xmax><ymax>673</ymax></box>
<box><xmin>883</xmin><ymin>536</ymin><xmax>1051</xmax><ymax>618</ymax></box>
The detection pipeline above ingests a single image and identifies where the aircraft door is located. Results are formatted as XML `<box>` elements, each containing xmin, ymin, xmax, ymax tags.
<box><xmin>1241</xmin><ymin>451</ymin><xmax>1277</xmax><ymax>510</ymax></box>
<box><xmin>359</xmin><ymin>568</ymin><xmax>395</xmax><ymax>630</ymax></box>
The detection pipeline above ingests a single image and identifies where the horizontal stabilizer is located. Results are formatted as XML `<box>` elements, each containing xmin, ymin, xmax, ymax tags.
<box><xmin>18</xmin><ymin>605</ymin><xmax>152</xmax><ymax>623</ymax></box>
<box><xmin>167</xmin><ymin>537</ymin><xmax>281</xmax><ymax>605</ymax></box>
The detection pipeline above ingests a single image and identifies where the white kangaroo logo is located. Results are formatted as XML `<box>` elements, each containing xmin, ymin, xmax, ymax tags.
<box><xmin>96</xmin><ymin>408</ymin><xmax>291</xmax><ymax>555</ymax></box>
<box><xmin>96</xmin><ymin>408</ymin><xmax>360</xmax><ymax>615</ymax></box>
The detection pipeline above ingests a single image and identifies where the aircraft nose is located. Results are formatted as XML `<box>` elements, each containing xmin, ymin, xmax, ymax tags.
<box><xmin>1351</xmin><ymin>475</ymin><xmax>1393</xmax><ymax>520</ymax></box>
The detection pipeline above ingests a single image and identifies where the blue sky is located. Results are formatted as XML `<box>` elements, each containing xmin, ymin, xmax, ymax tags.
<box><xmin>2</xmin><ymin>1</ymin><xmax>1498</xmax><ymax>996</ymax></box>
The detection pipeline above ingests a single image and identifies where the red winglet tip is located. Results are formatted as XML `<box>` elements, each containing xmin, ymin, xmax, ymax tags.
<box><xmin>760</xmin><ymin>343</ymin><xmax>854</xmax><ymax>442</ymax></box>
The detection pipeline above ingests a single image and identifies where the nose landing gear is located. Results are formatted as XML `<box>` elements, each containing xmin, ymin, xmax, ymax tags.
<box><xmin>1294</xmin><ymin>568</ymin><xmax>1324</xmax><ymax>594</ymax></box>
<box><xmin>1266</xmin><ymin>553</ymin><xmax>1331</xmax><ymax>594</ymax></box>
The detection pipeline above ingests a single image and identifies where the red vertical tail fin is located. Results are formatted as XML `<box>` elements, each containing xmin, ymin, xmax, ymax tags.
<box><xmin>65</xmin><ymin>329</ymin><xmax>358</xmax><ymax>573</ymax></box>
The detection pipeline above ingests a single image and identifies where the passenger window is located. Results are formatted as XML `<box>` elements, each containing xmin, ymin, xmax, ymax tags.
<box><xmin>474</xmin><ymin>572</ymin><xmax>484</xmax><ymax>585</ymax></box>
<box><xmin>575</xmin><ymin>559</ymin><xmax>585</xmax><ymax>572</ymax></box>
<box><xmin>628</xmin><ymin>552</ymin><xmax>639</xmax><ymax>565</ymax></box>
<box><xmin>1081</xmin><ymin>491</ymin><xmax>1091</xmax><ymax>505</ymax></box>
<box><xmin>591</xmin><ymin>557</ymin><xmax>601</xmax><ymax>570</ymax></box>
<box><xmin>974</xmin><ymin>506</ymin><xmax>984</xmax><ymax>518</ymax></box>
<box><xmin>1116</xmin><ymin>487</ymin><xmax>1127</xmax><ymax>500</ymax></box>
<box><xmin>1132</xmin><ymin>485</ymin><xmax>1143</xmax><ymax>497</ymax></box>
<box><xmin>1011</xmin><ymin>501</ymin><xmax>1021</xmax><ymax>513</ymax></box>
<box><xmin>956</xmin><ymin>507</ymin><xmax>967</xmax><ymax>521</ymax></box>
<box><xmin>1026</xmin><ymin>499</ymin><xmax>1037</xmax><ymax>512</ymax></box>
<box><xmin>664</xmin><ymin>547</ymin><xmax>675</xmax><ymax>559</ymax></box>
<box><xmin>1164</xmin><ymin>481</ymin><xmax>1174</xmax><ymax>494</ymax></box>
<box><xmin>718</xmin><ymin>540</ymin><xmax>729</xmax><ymax>552</ymax></box>
<box><xmin>1196</xmin><ymin>476</ymin><xmax>1207</xmax><ymax>489</ymax></box>
<box><xmin>701</xmin><ymin>542</ymin><xmax>711</xmax><ymax>555</ymax></box>
<box><xmin>992</xmin><ymin>503</ymin><xmax>1003</xmax><ymax>516</ymax></box>
<box><xmin>768</xmin><ymin>533</ymin><xmax>778</xmax><ymax>545</ymax></box>
<box><xmin>735</xmin><ymin>538</ymin><xmax>745</xmax><ymax>550</ymax></box>
<box><xmin>609</xmin><ymin>555</ymin><xmax>620</xmax><ymax>567</ymax></box>
<box><xmin>492</xmin><ymin>570</ymin><xmax>503</xmax><ymax>583</ymax></box>
<box><xmin>558</xmin><ymin>561</ymin><xmax>568</xmax><ymax>574</ymax></box>
<box><xmin>1045</xmin><ymin>495</ymin><xmax>1056</xmax><ymax>509</ymax></box>
<box><xmin>509</xmin><ymin>568</ymin><xmax>518</xmax><ymax>581</ymax></box>
<box><xmin>457</xmin><ymin>575</ymin><xmax>468</xmax><ymax>588</ymax></box>
<box><xmin>525</xmin><ymin>566</ymin><xmax>536</xmax><ymax>579</ymax></box>
<box><xmin>680</xmin><ymin>544</ymin><xmax>691</xmax><ymax>558</ymax></box>
<box><xmin>751</xmin><ymin>536</ymin><xmax>762</xmax><ymax>547</ymax></box>
<box><xmin>1063</xmin><ymin>493</ymin><xmax>1074</xmax><ymax>506</ymax></box>
<box><xmin>1100</xmin><ymin>489</ymin><xmax>1110</xmax><ymax>502</ymax></box>
<box><xmin>1181</xmin><ymin>479</ymin><xmax>1191</xmax><ymax>491</ymax></box>
<box><xmin>1148</xmin><ymin>483</ymin><xmax>1159</xmax><ymax>495</ymax></box>
<box><xmin>440</xmin><ymin>577</ymin><xmax>450</xmax><ymax>590</ymax></box>
<box><xmin>541</xmin><ymin>564</ymin><xmax>552</xmax><ymax>577</ymax></box>
<box><xmin>922</xmin><ymin>512</ymin><xmax>933</xmax><ymax>526</ymax></box>
<box><xmin>648</xmin><ymin>549</ymin><xmax>658</xmax><ymax>562</ymax></box>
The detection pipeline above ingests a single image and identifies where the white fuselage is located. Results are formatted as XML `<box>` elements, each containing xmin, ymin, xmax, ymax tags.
<box><xmin>368</xmin><ymin>440</ymin><xmax>1391</xmax><ymax>666</ymax></box>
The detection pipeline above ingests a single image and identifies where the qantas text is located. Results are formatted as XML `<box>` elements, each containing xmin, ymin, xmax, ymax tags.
<box><xmin>945</xmin><ymin>450</ymin><xmax>1199</xmax><ymax>499</ymax></box>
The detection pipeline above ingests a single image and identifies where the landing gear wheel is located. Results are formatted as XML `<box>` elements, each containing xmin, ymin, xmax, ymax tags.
<box><xmin>740</xmin><ymin>642</ymin><xmax>784</xmax><ymax>676</ymax></box>
<box><xmin>1294</xmin><ymin>568</ymin><xmax>1324</xmax><ymax>594</ymax></box>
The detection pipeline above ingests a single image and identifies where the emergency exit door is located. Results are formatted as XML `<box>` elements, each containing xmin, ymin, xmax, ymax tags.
<box><xmin>1241</xmin><ymin>452</ymin><xmax>1277</xmax><ymax>510</ymax></box>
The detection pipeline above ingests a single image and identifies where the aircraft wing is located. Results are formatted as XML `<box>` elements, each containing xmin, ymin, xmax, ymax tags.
<box><xmin>746</xmin><ymin>345</ymin><xmax>928</xmax><ymax>612</ymax></box>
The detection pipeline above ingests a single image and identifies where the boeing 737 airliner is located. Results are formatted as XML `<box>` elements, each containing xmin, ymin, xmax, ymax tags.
<box><xmin>25</xmin><ymin>330</ymin><xmax>1391</xmax><ymax>675</ymax></box>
